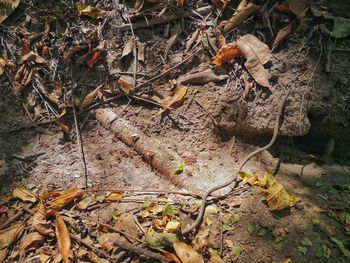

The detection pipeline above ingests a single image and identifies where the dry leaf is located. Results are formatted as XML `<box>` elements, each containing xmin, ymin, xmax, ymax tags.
<box><xmin>46</xmin><ymin>188</ymin><xmax>83</xmax><ymax>216</ymax></box>
<box><xmin>64</xmin><ymin>45</ymin><xmax>88</xmax><ymax>63</ymax></box>
<box><xmin>288</xmin><ymin>0</ymin><xmax>307</xmax><ymax>16</ymax></box>
<box><xmin>105</xmin><ymin>192</ymin><xmax>123</xmax><ymax>201</ymax></box>
<box><xmin>223</xmin><ymin>3</ymin><xmax>259</xmax><ymax>35</ymax></box>
<box><xmin>161</xmin><ymin>84</ymin><xmax>187</xmax><ymax>110</ymax></box>
<box><xmin>212</xmin><ymin>42</ymin><xmax>241</xmax><ymax>66</ymax></box>
<box><xmin>272</xmin><ymin>22</ymin><xmax>294</xmax><ymax>49</ymax></box>
<box><xmin>173</xmin><ymin>241</ymin><xmax>204</xmax><ymax>263</ymax></box>
<box><xmin>0</xmin><ymin>223</ymin><xmax>25</xmax><ymax>250</ymax></box>
<box><xmin>76</xmin><ymin>195</ymin><xmax>96</xmax><ymax>210</ymax></box>
<box><xmin>122</xmin><ymin>37</ymin><xmax>135</xmax><ymax>58</ymax></box>
<box><xmin>0</xmin><ymin>0</ymin><xmax>20</xmax><ymax>24</ymax></box>
<box><xmin>98</xmin><ymin>233</ymin><xmax>120</xmax><ymax>252</ymax></box>
<box><xmin>117</xmin><ymin>76</ymin><xmax>134</xmax><ymax>94</ymax></box>
<box><xmin>32</xmin><ymin>203</ymin><xmax>55</xmax><ymax>237</ymax></box>
<box><xmin>81</xmin><ymin>84</ymin><xmax>103</xmax><ymax>109</ymax></box>
<box><xmin>55</xmin><ymin>214</ymin><xmax>73</xmax><ymax>263</ymax></box>
<box><xmin>274</xmin><ymin>4</ymin><xmax>293</xmax><ymax>14</ymax></box>
<box><xmin>114</xmin><ymin>213</ymin><xmax>139</xmax><ymax>243</ymax></box>
<box><xmin>13</xmin><ymin>65</ymin><xmax>36</xmax><ymax>96</ymax></box>
<box><xmin>236</xmin><ymin>34</ymin><xmax>272</xmax><ymax>88</ymax></box>
<box><xmin>87</xmin><ymin>50</ymin><xmax>103</xmax><ymax>68</ymax></box>
<box><xmin>53</xmin><ymin>82</ymin><xmax>63</xmax><ymax>99</ymax></box>
<box><xmin>185</xmin><ymin>30</ymin><xmax>200</xmax><ymax>53</ymax></box>
<box><xmin>12</xmin><ymin>187</ymin><xmax>37</xmax><ymax>203</ymax></box>
<box><xmin>19</xmin><ymin>232</ymin><xmax>44</xmax><ymax>257</ymax></box>
<box><xmin>211</xmin><ymin>0</ymin><xmax>230</xmax><ymax>10</ymax></box>
<box><xmin>164</xmin><ymin>252</ymin><xmax>182</xmax><ymax>263</ymax></box>
<box><xmin>76</xmin><ymin>4</ymin><xmax>100</xmax><ymax>19</ymax></box>
<box><xmin>19</xmin><ymin>51</ymin><xmax>48</xmax><ymax>66</ymax></box>
<box><xmin>85</xmin><ymin>251</ymin><xmax>106</xmax><ymax>263</ymax></box>
<box><xmin>137</xmin><ymin>42</ymin><xmax>145</xmax><ymax>62</ymax></box>
<box><xmin>0</xmin><ymin>57</ymin><xmax>13</xmax><ymax>76</ymax></box>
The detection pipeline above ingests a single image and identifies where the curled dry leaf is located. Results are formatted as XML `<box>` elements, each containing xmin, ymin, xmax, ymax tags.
<box><xmin>173</xmin><ymin>241</ymin><xmax>204</xmax><ymax>263</ymax></box>
<box><xmin>19</xmin><ymin>232</ymin><xmax>44</xmax><ymax>257</ymax></box>
<box><xmin>81</xmin><ymin>84</ymin><xmax>104</xmax><ymax>109</ymax></box>
<box><xmin>272</xmin><ymin>22</ymin><xmax>294</xmax><ymax>49</ymax></box>
<box><xmin>32</xmin><ymin>203</ymin><xmax>55</xmax><ymax>237</ymax></box>
<box><xmin>46</xmin><ymin>188</ymin><xmax>83</xmax><ymax>216</ymax></box>
<box><xmin>0</xmin><ymin>56</ymin><xmax>13</xmax><ymax>76</ymax></box>
<box><xmin>122</xmin><ymin>37</ymin><xmax>135</xmax><ymax>59</ymax></box>
<box><xmin>223</xmin><ymin>3</ymin><xmax>259</xmax><ymax>35</ymax></box>
<box><xmin>55</xmin><ymin>214</ymin><xmax>74</xmax><ymax>263</ymax></box>
<box><xmin>12</xmin><ymin>187</ymin><xmax>37</xmax><ymax>203</ymax></box>
<box><xmin>0</xmin><ymin>0</ymin><xmax>20</xmax><ymax>24</ymax></box>
<box><xmin>236</xmin><ymin>34</ymin><xmax>272</xmax><ymax>88</ymax></box>
<box><xmin>178</xmin><ymin>69</ymin><xmax>229</xmax><ymax>85</ymax></box>
<box><xmin>212</xmin><ymin>42</ymin><xmax>241</xmax><ymax>66</ymax></box>
<box><xmin>161</xmin><ymin>84</ymin><xmax>187</xmax><ymax>110</ymax></box>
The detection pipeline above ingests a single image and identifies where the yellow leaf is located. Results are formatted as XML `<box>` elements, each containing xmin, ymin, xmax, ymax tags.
<box><xmin>55</xmin><ymin>214</ymin><xmax>74</xmax><ymax>263</ymax></box>
<box><xmin>161</xmin><ymin>84</ymin><xmax>187</xmax><ymax>110</ymax></box>
<box><xmin>46</xmin><ymin>188</ymin><xmax>83</xmax><ymax>216</ymax></box>
<box><xmin>173</xmin><ymin>241</ymin><xmax>204</xmax><ymax>263</ymax></box>
<box><xmin>76</xmin><ymin>4</ymin><xmax>99</xmax><ymax>19</ymax></box>
<box><xmin>105</xmin><ymin>192</ymin><xmax>123</xmax><ymax>201</ymax></box>
<box><xmin>165</xmin><ymin>220</ymin><xmax>180</xmax><ymax>232</ymax></box>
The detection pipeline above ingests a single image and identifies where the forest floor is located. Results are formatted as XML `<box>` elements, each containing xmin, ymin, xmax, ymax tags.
<box><xmin>0</xmin><ymin>0</ymin><xmax>350</xmax><ymax>263</ymax></box>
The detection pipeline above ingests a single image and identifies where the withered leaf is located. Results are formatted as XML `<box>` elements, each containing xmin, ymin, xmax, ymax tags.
<box><xmin>19</xmin><ymin>232</ymin><xmax>44</xmax><ymax>257</ymax></box>
<box><xmin>211</xmin><ymin>0</ymin><xmax>230</xmax><ymax>10</ymax></box>
<box><xmin>87</xmin><ymin>50</ymin><xmax>103</xmax><ymax>68</ymax></box>
<box><xmin>0</xmin><ymin>0</ymin><xmax>20</xmax><ymax>24</ymax></box>
<box><xmin>288</xmin><ymin>0</ymin><xmax>307</xmax><ymax>16</ymax></box>
<box><xmin>116</xmin><ymin>76</ymin><xmax>134</xmax><ymax>94</ymax></box>
<box><xmin>64</xmin><ymin>45</ymin><xmax>88</xmax><ymax>63</ymax></box>
<box><xmin>212</xmin><ymin>42</ymin><xmax>241</xmax><ymax>66</ymax></box>
<box><xmin>178</xmin><ymin>69</ymin><xmax>229</xmax><ymax>85</ymax></box>
<box><xmin>0</xmin><ymin>223</ymin><xmax>25</xmax><ymax>250</ymax></box>
<box><xmin>0</xmin><ymin>57</ymin><xmax>13</xmax><ymax>76</ymax></box>
<box><xmin>114</xmin><ymin>213</ymin><xmax>139</xmax><ymax>243</ymax></box>
<box><xmin>46</xmin><ymin>188</ymin><xmax>83</xmax><ymax>216</ymax></box>
<box><xmin>55</xmin><ymin>214</ymin><xmax>74</xmax><ymax>263</ymax></box>
<box><xmin>272</xmin><ymin>22</ymin><xmax>294</xmax><ymax>49</ymax></box>
<box><xmin>32</xmin><ymin>203</ymin><xmax>55</xmax><ymax>237</ymax></box>
<box><xmin>76</xmin><ymin>4</ymin><xmax>100</xmax><ymax>19</ymax></box>
<box><xmin>122</xmin><ymin>37</ymin><xmax>135</xmax><ymax>59</ymax></box>
<box><xmin>81</xmin><ymin>84</ymin><xmax>104</xmax><ymax>109</ymax></box>
<box><xmin>12</xmin><ymin>187</ymin><xmax>37</xmax><ymax>203</ymax></box>
<box><xmin>161</xmin><ymin>84</ymin><xmax>187</xmax><ymax>110</ymax></box>
<box><xmin>137</xmin><ymin>42</ymin><xmax>145</xmax><ymax>62</ymax></box>
<box><xmin>19</xmin><ymin>51</ymin><xmax>48</xmax><ymax>66</ymax></box>
<box><xmin>173</xmin><ymin>241</ymin><xmax>204</xmax><ymax>263</ymax></box>
<box><xmin>236</xmin><ymin>34</ymin><xmax>272</xmax><ymax>88</ymax></box>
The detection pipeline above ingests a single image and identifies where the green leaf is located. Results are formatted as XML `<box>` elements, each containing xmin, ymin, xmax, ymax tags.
<box><xmin>175</xmin><ymin>165</ymin><xmax>184</xmax><ymax>174</ymax></box>
<box><xmin>205</xmin><ymin>217</ymin><xmax>214</xmax><ymax>226</ymax></box>
<box><xmin>300</xmin><ymin>238</ymin><xmax>313</xmax><ymax>247</ymax></box>
<box><xmin>223</xmin><ymin>224</ymin><xmax>235</xmax><ymax>231</ymax></box>
<box><xmin>317</xmin><ymin>194</ymin><xmax>328</xmax><ymax>201</ymax></box>
<box><xmin>231</xmin><ymin>246</ymin><xmax>242</xmax><ymax>256</ymax></box>
<box><xmin>247</xmin><ymin>224</ymin><xmax>256</xmax><ymax>236</ymax></box>
<box><xmin>205</xmin><ymin>205</ymin><xmax>219</xmax><ymax>215</ymax></box>
<box><xmin>298</xmin><ymin>246</ymin><xmax>308</xmax><ymax>254</ymax></box>
<box><xmin>314</xmin><ymin>182</ymin><xmax>322</xmax><ymax>187</ymax></box>
<box><xmin>142</xmin><ymin>200</ymin><xmax>152</xmax><ymax>208</ymax></box>
<box><xmin>330</xmin><ymin>237</ymin><xmax>350</xmax><ymax>258</ymax></box>
<box><xmin>331</xmin><ymin>17</ymin><xmax>350</xmax><ymax>38</ymax></box>
<box><xmin>311</xmin><ymin>216</ymin><xmax>320</xmax><ymax>225</ymax></box>
<box><xmin>316</xmin><ymin>243</ymin><xmax>331</xmax><ymax>259</ymax></box>
<box><xmin>257</xmin><ymin>228</ymin><xmax>268</xmax><ymax>236</ymax></box>
<box><xmin>163</xmin><ymin>204</ymin><xmax>175</xmax><ymax>217</ymax></box>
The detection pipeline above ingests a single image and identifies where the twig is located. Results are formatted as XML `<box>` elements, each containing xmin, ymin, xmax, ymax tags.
<box><xmin>113</xmin><ymin>241</ymin><xmax>171</xmax><ymax>263</ymax></box>
<box><xmin>182</xmin><ymin>89</ymin><xmax>291</xmax><ymax>235</ymax></box>
<box><xmin>193</xmin><ymin>98</ymin><xmax>219</xmax><ymax>127</ymax></box>
<box><xmin>72</xmin><ymin>87</ymin><xmax>88</xmax><ymax>189</ymax></box>
<box><xmin>134</xmin><ymin>48</ymin><xmax>202</xmax><ymax>91</ymax></box>
<box><xmin>0</xmin><ymin>203</ymin><xmax>34</xmax><ymax>230</ymax></box>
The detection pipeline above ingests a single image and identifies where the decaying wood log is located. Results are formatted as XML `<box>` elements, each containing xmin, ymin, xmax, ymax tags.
<box><xmin>96</xmin><ymin>109</ymin><xmax>185</xmax><ymax>187</ymax></box>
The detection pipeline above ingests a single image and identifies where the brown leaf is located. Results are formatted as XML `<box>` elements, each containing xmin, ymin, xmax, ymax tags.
<box><xmin>19</xmin><ymin>51</ymin><xmax>48</xmax><ymax>66</ymax></box>
<box><xmin>105</xmin><ymin>192</ymin><xmax>123</xmax><ymax>201</ymax></box>
<box><xmin>122</xmin><ymin>37</ymin><xmax>135</xmax><ymax>58</ymax></box>
<box><xmin>185</xmin><ymin>30</ymin><xmax>200</xmax><ymax>53</ymax></box>
<box><xmin>19</xmin><ymin>232</ymin><xmax>44</xmax><ymax>257</ymax></box>
<box><xmin>212</xmin><ymin>42</ymin><xmax>241</xmax><ymax>66</ymax></box>
<box><xmin>173</xmin><ymin>241</ymin><xmax>204</xmax><ymax>263</ymax></box>
<box><xmin>81</xmin><ymin>84</ymin><xmax>103</xmax><ymax>109</ymax></box>
<box><xmin>64</xmin><ymin>45</ymin><xmax>88</xmax><ymax>63</ymax></box>
<box><xmin>274</xmin><ymin>4</ymin><xmax>293</xmax><ymax>14</ymax></box>
<box><xmin>161</xmin><ymin>84</ymin><xmax>187</xmax><ymax>110</ymax></box>
<box><xmin>236</xmin><ymin>34</ymin><xmax>271</xmax><ymax>88</ymax></box>
<box><xmin>211</xmin><ymin>0</ymin><xmax>230</xmax><ymax>10</ymax></box>
<box><xmin>13</xmin><ymin>65</ymin><xmax>35</xmax><ymax>96</ymax></box>
<box><xmin>288</xmin><ymin>0</ymin><xmax>307</xmax><ymax>16</ymax></box>
<box><xmin>0</xmin><ymin>223</ymin><xmax>25</xmax><ymax>250</ymax></box>
<box><xmin>272</xmin><ymin>22</ymin><xmax>294</xmax><ymax>49</ymax></box>
<box><xmin>98</xmin><ymin>233</ymin><xmax>120</xmax><ymax>252</ymax></box>
<box><xmin>114</xmin><ymin>213</ymin><xmax>139</xmax><ymax>243</ymax></box>
<box><xmin>117</xmin><ymin>76</ymin><xmax>134</xmax><ymax>94</ymax></box>
<box><xmin>87</xmin><ymin>50</ymin><xmax>103</xmax><ymax>68</ymax></box>
<box><xmin>137</xmin><ymin>42</ymin><xmax>145</xmax><ymax>62</ymax></box>
<box><xmin>0</xmin><ymin>0</ymin><xmax>20</xmax><ymax>24</ymax></box>
<box><xmin>46</xmin><ymin>188</ymin><xmax>83</xmax><ymax>216</ymax></box>
<box><xmin>32</xmin><ymin>203</ymin><xmax>55</xmax><ymax>237</ymax></box>
<box><xmin>0</xmin><ymin>56</ymin><xmax>14</xmax><ymax>76</ymax></box>
<box><xmin>12</xmin><ymin>187</ymin><xmax>37</xmax><ymax>203</ymax></box>
<box><xmin>55</xmin><ymin>214</ymin><xmax>73</xmax><ymax>263</ymax></box>
<box><xmin>223</xmin><ymin>3</ymin><xmax>259</xmax><ymax>35</ymax></box>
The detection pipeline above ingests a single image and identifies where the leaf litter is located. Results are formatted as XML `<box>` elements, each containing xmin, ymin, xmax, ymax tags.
<box><xmin>0</xmin><ymin>0</ymin><xmax>350</xmax><ymax>262</ymax></box>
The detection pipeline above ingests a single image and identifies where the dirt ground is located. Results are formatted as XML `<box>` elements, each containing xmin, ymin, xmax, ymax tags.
<box><xmin>1</xmin><ymin>0</ymin><xmax>350</xmax><ymax>262</ymax></box>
